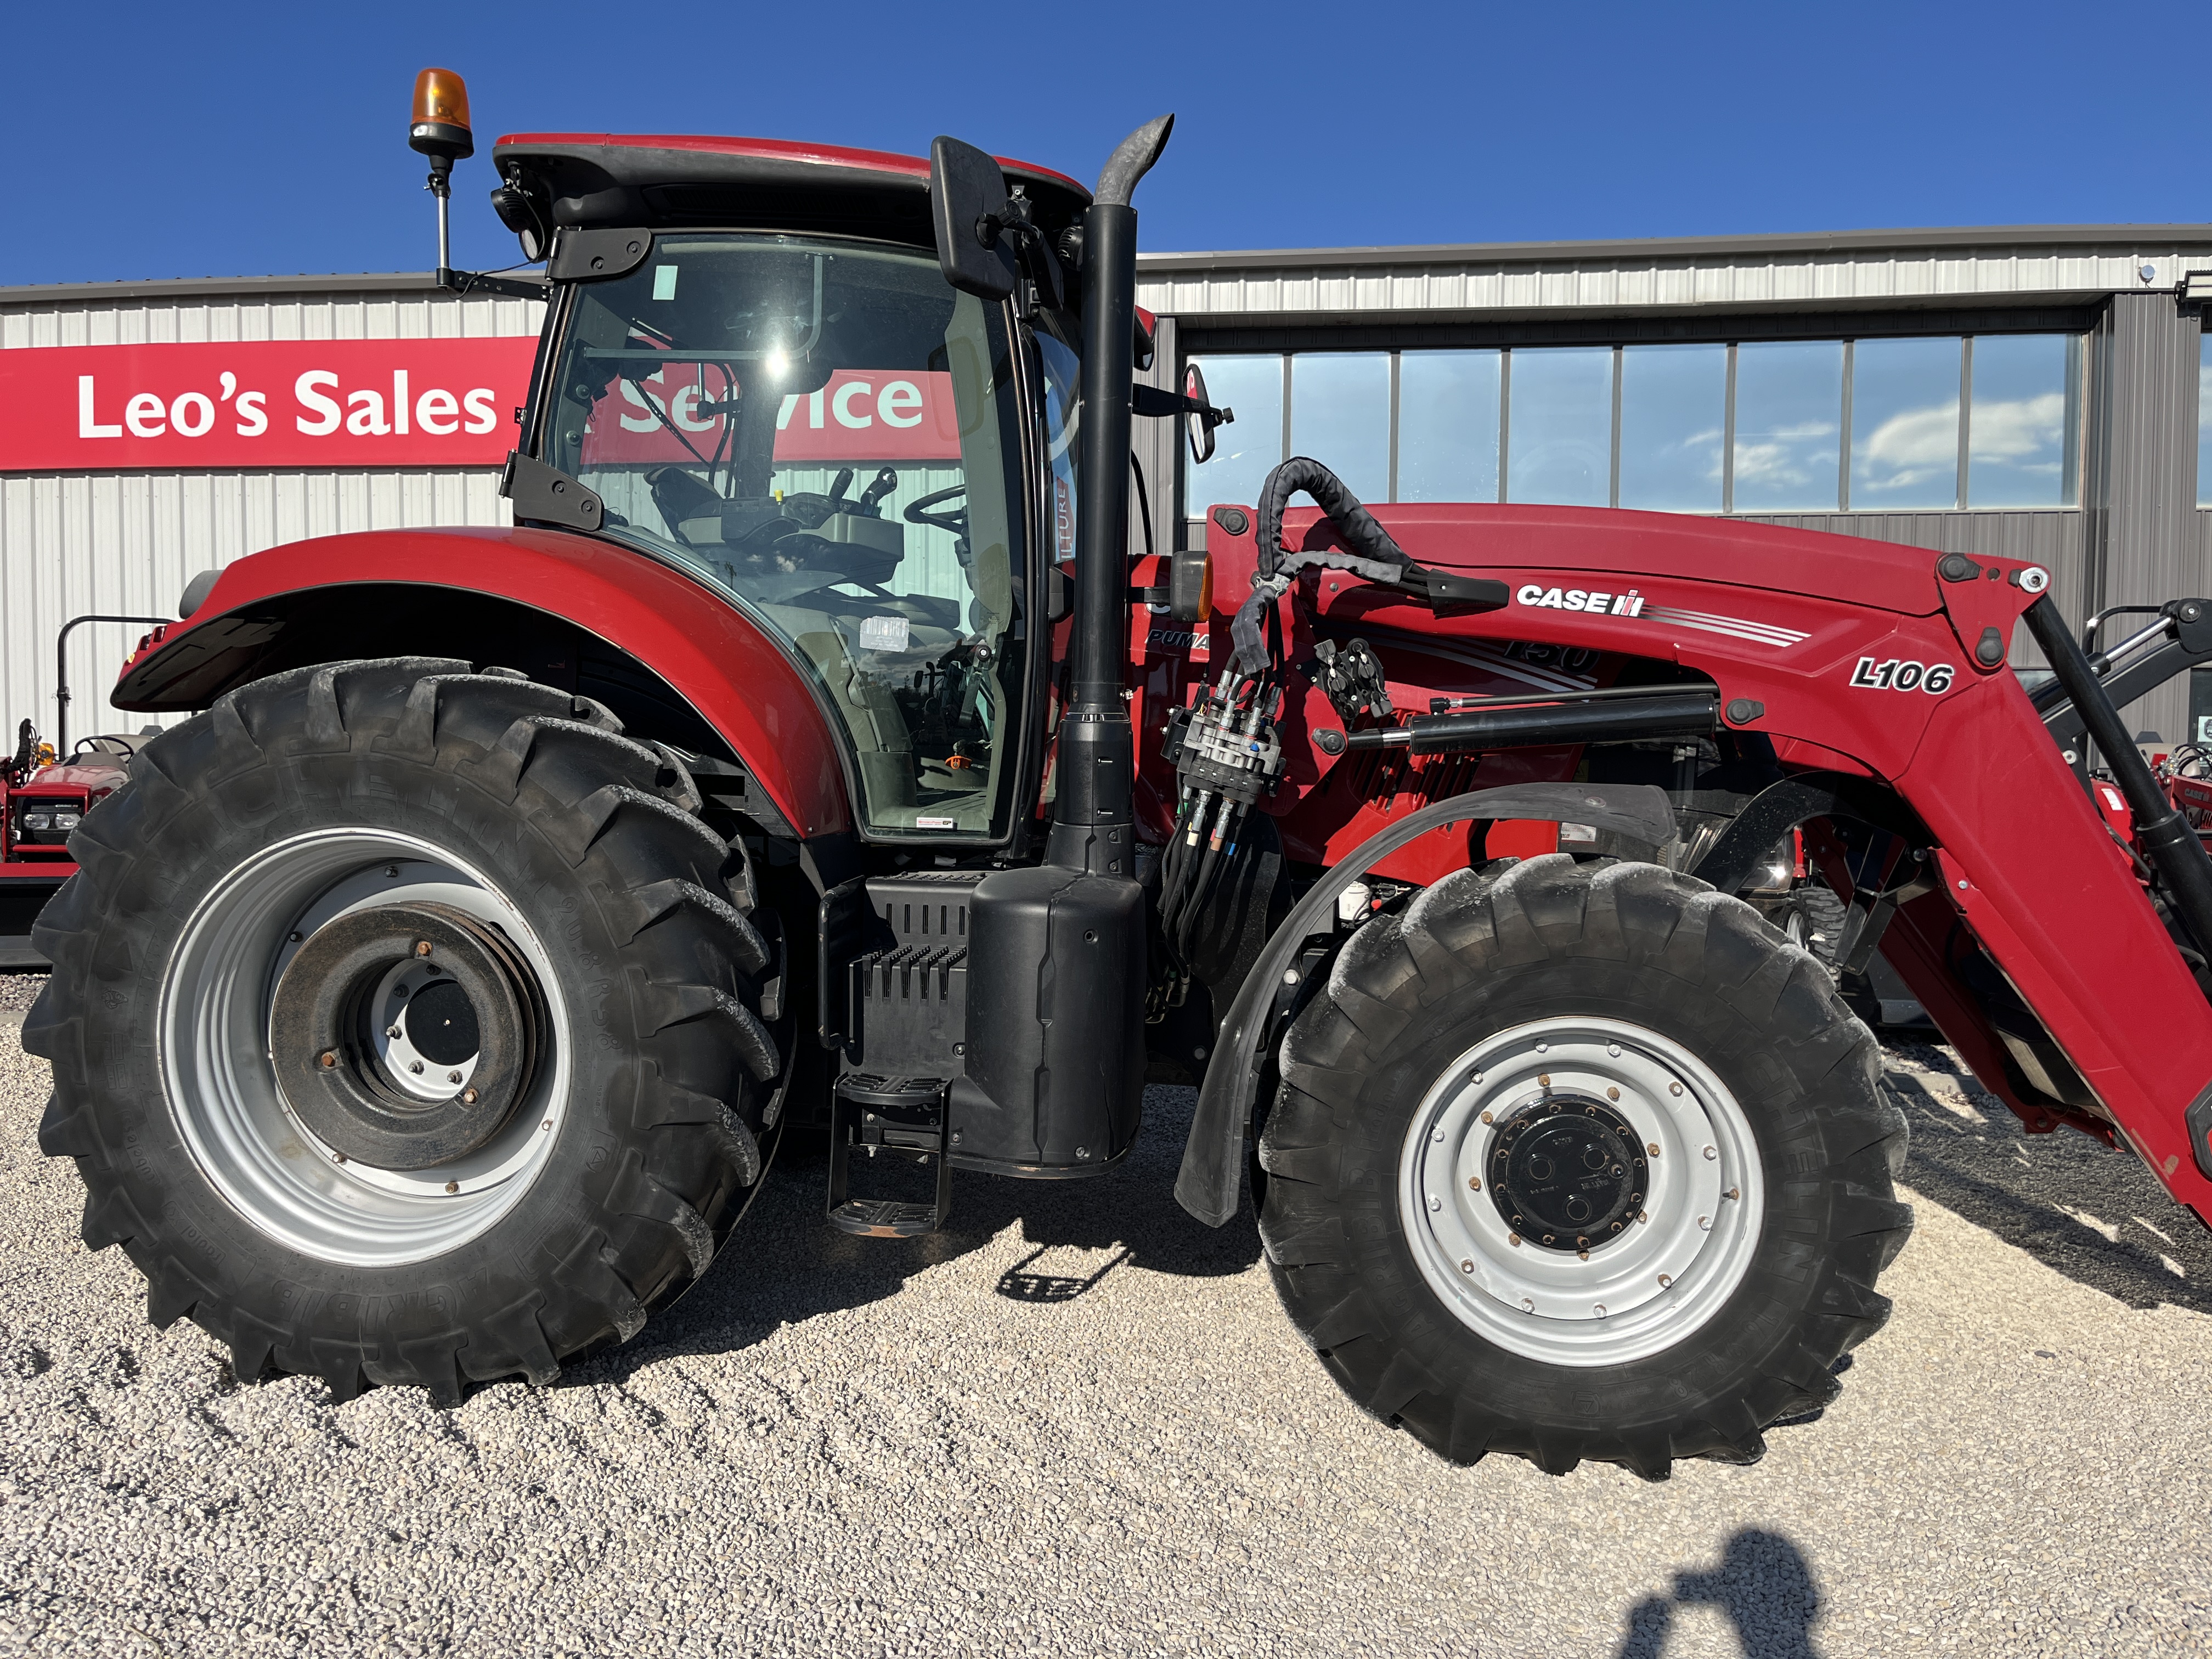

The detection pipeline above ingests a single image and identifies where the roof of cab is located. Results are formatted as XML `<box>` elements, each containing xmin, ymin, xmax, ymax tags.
<box><xmin>490</xmin><ymin>132</ymin><xmax>1090</xmax><ymax>249</ymax></box>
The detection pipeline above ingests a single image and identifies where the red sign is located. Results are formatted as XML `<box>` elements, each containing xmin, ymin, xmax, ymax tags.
<box><xmin>0</xmin><ymin>338</ymin><xmax>539</xmax><ymax>471</ymax></box>
<box><xmin>579</xmin><ymin>366</ymin><xmax>962</xmax><ymax>467</ymax></box>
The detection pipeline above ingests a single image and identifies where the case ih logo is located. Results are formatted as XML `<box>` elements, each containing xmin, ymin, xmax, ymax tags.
<box><xmin>1515</xmin><ymin>583</ymin><xmax>1647</xmax><ymax>617</ymax></box>
<box><xmin>0</xmin><ymin>340</ymin><xmax>538</xmax><ymax>470</ymax></box>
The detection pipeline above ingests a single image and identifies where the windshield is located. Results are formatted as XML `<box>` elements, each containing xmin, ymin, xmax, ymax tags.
<box><xmin>545</xmin><ymin>233</ymin><xmax>1028</xmax><ymax>838</ymax></box>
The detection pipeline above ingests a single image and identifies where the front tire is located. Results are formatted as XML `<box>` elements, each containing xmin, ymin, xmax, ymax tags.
<box><xmin>1258</xmin><ymin>854</ymin><xmax>1911</xmax><ymax>1479</ymax></box>
<box><xmin>28</xmin><ymin>659</ymin><xmax>778</xmax><ymax>1400</ymax></box>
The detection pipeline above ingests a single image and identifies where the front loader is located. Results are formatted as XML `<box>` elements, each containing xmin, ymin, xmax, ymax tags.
<box><xmin>26</xmin><ymin>72</ymin><xmax>2212</xmax><ymax>1481</ymax></box>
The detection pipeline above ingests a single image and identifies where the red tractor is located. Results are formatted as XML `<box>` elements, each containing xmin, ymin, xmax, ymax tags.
<box><xmin>3</xmin><ymin>613</ymin><xmax>170</xmax><ymax>963</ymax></box>
<box><xmin>25</xmin><ymin>72</ymin><xmax>2212</xmax><ymax>1481</ymax></box>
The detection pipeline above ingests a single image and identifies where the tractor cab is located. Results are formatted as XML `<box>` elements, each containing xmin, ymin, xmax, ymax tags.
<box><xmin>496</xmin><ymin>137</ymin><xmax>1093</xmax><ymax>841</ymax></box>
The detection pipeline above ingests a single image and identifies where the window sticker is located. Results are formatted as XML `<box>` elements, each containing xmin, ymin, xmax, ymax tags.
<box><xmin>651</xmin><ymin>266</ymin><xmax>679</xmax><ymax>301</ymax></box>
<box><xmin>859</xmin><ymin>616</ymin><xmax>911</xmax><ymax>652</ymax></box>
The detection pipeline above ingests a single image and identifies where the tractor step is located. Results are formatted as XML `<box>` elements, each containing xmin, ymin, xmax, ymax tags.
<box><xmin>827</xmin><ymin>1073</ymin><xmax>952</xmax><ymax>1236</ymax></box>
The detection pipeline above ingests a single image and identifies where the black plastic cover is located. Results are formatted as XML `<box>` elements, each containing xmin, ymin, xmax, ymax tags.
<box><xmin>954</xmin><ymin>864</ymin><xmax>1146</xmax><ymax>1173</ymax></box>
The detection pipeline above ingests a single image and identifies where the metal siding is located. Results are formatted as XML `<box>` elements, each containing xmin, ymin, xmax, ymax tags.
<box><xmin>2</xmin><ymin>286</ymin><xmax>539</xmax><ymax>741</ymax></box>
<box><xmin>1141</xmin><ymin>244</ymin><xmax>2212</xmax><ymax>324</ymax></box>
<box><xmin>2079</xmin><ymin>294</ymin><xmax>2204</xmax><ymax>741</ymax></box>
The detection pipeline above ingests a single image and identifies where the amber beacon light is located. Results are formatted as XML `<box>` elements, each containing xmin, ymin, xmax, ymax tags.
<box><xmin>409</xmin><ymin>68</ymin><xmax>474</xmax><ymax>161</ymax></box>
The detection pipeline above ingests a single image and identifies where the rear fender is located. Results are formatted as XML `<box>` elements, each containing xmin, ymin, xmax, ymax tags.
<box><xmin>114</xmin><ymin>527</ymin><xmax>851</xmax><ymax>838</ymax></box>
<box><xmin>1173</xmin><ymin>781</ymin><xmax>1676</xmax><ymax>1228</ymax></box>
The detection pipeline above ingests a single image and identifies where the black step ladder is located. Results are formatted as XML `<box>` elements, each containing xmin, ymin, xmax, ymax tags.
<box><xmin>827</xmin><ymin>1074</ymin><xmax>952</xmax><ymax>1237</ymax></box>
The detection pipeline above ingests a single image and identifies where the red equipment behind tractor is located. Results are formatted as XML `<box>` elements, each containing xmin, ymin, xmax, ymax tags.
<box><xmin>20</xmin><ymin>72</ymin><xmax>2212</xmax><ymax>1481</ymax></box>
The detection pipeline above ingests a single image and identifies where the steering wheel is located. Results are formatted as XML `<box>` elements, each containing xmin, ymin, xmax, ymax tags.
<box><xmin>904</xmin><ymin>482</ymin><xmax>968</xmax><ymax>537</ymax></box>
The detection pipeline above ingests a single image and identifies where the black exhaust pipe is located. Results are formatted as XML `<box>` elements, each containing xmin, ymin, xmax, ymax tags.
<box><xmin>1046</xmin><ymin>114</ymin><xmax>1172</xmax><ymax>878</ymax></box>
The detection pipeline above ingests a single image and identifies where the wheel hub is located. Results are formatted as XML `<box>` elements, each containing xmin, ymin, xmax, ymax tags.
<box><xmin>269</xmin><ymin>901</ymin><xmax>543</xmax><ymax>1171</ymax></box>
<box><xmin>1487</xmin><ymin>1096</ymin><xmax>1646</xmax><ymax>1251</ymax></box>
<box><xmin>1398</xmin><ymin>1017</ymin><xmax>1765</xmax><ymax>1368</ymax></box>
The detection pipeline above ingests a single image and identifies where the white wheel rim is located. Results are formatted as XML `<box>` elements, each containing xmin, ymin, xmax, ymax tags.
<box><xmin>1398</xmin><ymin>1016</ymin><xmax>1765</xmax><ymax>1368</ymax></box>
<box><xmin>159</xmin><ymin>829</ymin><xmax>572</xmax><ymax>1268</ymax></box>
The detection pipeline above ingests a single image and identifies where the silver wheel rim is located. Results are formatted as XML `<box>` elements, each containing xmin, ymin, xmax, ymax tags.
<box><xmin>1398</xmin><ymin>1016</ymin><xmax>1764</xmax><ymax>1368</ymax></box>
<box><xmin>160</xmin><ymin>829</ymin><xmax>571</xmax><ymax>1267</ymax></box>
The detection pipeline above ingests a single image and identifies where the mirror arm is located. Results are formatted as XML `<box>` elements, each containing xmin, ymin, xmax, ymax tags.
<box><xmin>1130</xmin><ymin>384</ymin><xmax>1231</xmax><ymax>428</ymax></box>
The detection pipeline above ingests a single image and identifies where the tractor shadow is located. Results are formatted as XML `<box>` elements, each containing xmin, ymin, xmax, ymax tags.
<box><xmin>582</xmin><ymin>1083</ymin><xmax>1263</xmax><ymax>1383</ymax></box>
<box><xmin>1612</xmin><ymin>1527</ymin><xmax>1822</xmax><ymax>1658</ymax></box>
<box><xmin>1880</xmin><ymin>1038</ymin><xmax>2212</xmax><ymax>1316</ymax></box>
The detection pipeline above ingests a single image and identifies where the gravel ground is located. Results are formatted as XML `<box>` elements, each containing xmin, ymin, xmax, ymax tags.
<box><xmin>2</xmin><ymin>978</ymin><xmax>2208</xmax><ymax>1658</ymax></box>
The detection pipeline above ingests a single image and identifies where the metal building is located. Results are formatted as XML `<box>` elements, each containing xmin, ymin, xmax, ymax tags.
<box><xmin>1133</xmin><ymin>225</ymin><xmax>2212</xmax><ymax>740</ymax></box>
<box><xmin>4</xmin><ymin>224</ymin><xmax>2210</xmax><ymax>741</ymax></box>
<box><xmin>0</xmin><ymin>273</ymin><xmax>541</xmax><ymax>748</ymax></box>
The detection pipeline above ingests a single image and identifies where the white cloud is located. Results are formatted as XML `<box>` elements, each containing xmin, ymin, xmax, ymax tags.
<box><xmin>1857</xmin><ymin>400</ymin><xmax>1958</xmax><ymax>492</ymax></box>
<box><xmin>1968</xmin><ymin>392</ymin><xmax>2064</xmax><ymax>462</ymax></box>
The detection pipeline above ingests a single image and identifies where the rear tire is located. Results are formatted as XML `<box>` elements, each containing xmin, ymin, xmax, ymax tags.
<box><xmin>1258</xmin><ymin>854</ymin><xmax>1910</xmax><ymax>1479</ymax></box>
<box><xmin>27</xmin><ymin>659</ymin><xmax>778</xmax><ymax>1401</ymax></box>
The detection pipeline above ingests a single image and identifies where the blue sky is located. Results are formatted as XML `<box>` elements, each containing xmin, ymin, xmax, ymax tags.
<box><xmin>10</xmin><ymin>0</ymin><xmax>2203</xmax><ymax>287</ymax></box>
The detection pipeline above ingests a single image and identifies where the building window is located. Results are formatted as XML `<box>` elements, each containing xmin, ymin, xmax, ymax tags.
<box><xmin>1970</xmin><ymin>333</ymin><xmax>2081</xmax><ymax>509</ymax></box>
<box><xmin>1731</xmin><ymin>341</ymin><xmax>1844</xmax><ymax>512</ymax></box>
<box><xmin>1619</xmin><ymin>343</ymin><xmax>1727</xmax><ymax>513</ymax></box>
<box><xmin>1397</xmin><ymin>351</ymin><xmax>1500</xmax><ymax>503</ymax></box>
<box><xmin>1505</xmin><ymin>347</ymin><xmax>1611</xmax><ymax>507</ymax></box>
<box><xmin>1290</xmin><ymin>352</ymin><xmax>1392</xmax><ymax>506</ymax></box>
<box><xmin>1183</xmin><ymin>331</ymin><xmax>2084</xmax><ymax>519</ymax></box>
<box><xmin>1184</xmin><ymin>354</ymin><xmax>1284</xmax><ymax>520</ymax></box>
<box><xmin>1850</xmin><ymin>336</ymin><xmax>1962</xmax><ymax>511</ymax></box>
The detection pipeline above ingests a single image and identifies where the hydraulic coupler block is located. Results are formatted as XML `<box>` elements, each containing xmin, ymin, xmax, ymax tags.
<box><xmin>1172</xmin><ymin>681</ymin><xmax>1285</xmax><ymax>807</ymax></box>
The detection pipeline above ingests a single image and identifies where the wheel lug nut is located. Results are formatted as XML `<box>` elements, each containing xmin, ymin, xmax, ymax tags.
<box><xmin>1577</xmin><ymin>1250</ymin><xmax>1589</xmax><ymax>1261</ymax></box>
<box><xmin>1459</xmin><ymin>1259</ymin><xmax>1475</xmax><ymax>1274</ymax></box>
<box><xmin>1537</xmin><ymin>1074</ymin><xmax>1550</xmax><ymax>1088</ymax></box>
<box><xmin>1481</xmin><ymin>1111</ymin><xmax>1494</xmax><ymax>1125</ymax></box>
<box><xmin>1724</xmin><ymin>1186</ymin><xmax>1739</xmax><ymax>1200</ymax></box>
<box><xmin>1593</xmin><ymin>1304</ymin><xmax>1606</xmax><ymax>1317</ymax></box>
<box><xmin>1427</xmin><ymin>1195</ymin><xmax>1441</xmax><ymax>1212</ymax></box>
<box><xmin>1606</xmin><ymin>1086</ymin><xmax>1620</xmax><ymax>1101</ymax></box>
<box><xmin>414</xmin><ymin>940</ymin><xmax>433</xmax><ymax>958</ymax></box>
<box><xmin>1698</xmin><ymin>1215</ymin><xmax>1712</xmax><ymax>1231</ymax></box>
<box><xmin>1646</xmin><ymin>1142</ymin><xmax>1661</xmax><ymax>1156</ymax></box>
<box><xmin>448</xmin><ymin>1070</ymin><xmax>462</xmax><ymax>1084</ymax></box>
<box><xmin>444</xmin><ymin>1181</ymin><xmax>459</xmax><ymax>1194</ymax></box>
<box><xmin>1468</xmin><ymin>1177</ymin><xmax>1482</xmax><ymax>1192</ymax></box>
<box><xmin>1703</xmin><ymin>1145</ymin><xmax>1717</xmax><ymax>1160</ymax></box>
<box><xmin>409</xmin><ymin>1060</ymin><xmax>424</xmax><ymax>1074</ymax></box>
<box><xmin>1658</xmin><ymin>1274</ymin><xmax>1672</xmax><ymax>1288</ymax></box>
<box><xmin>1509</xmin><ymin>1234</ymin><xmax>1522</xmax><ymax>1247</ymax></box>
<box><xmin>1669</xmin><ymin>1082</ymin><xmax>1683</xmax><ymax>1096</ymax></box>
<box><xmin>318</xmin><ymin>1051</ymin><xmax>336</xmax><ymax>1069</ymax></box>
<box><xmin>1607</xmin><ymin>1043</ymin><xmax>1621</xmax><ymax>1057</ymax></box>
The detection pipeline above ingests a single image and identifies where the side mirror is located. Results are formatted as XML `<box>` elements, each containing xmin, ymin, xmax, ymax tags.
<box><xmin>930</xmin><ymin>137</ymin><xmax>1018</xmax><ymax>302</ymax></box>
<box><xmin>1184</xmin><ymin>363</ymin><xmax>1233</xmax><ymax>465</ymax></box>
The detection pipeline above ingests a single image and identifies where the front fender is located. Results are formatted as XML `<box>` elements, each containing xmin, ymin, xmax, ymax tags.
<box><xmin>1173</xmin><ymin>782</ymin><xmax>1677</xmax><ymax>1227</ymax></box>
<box><xmin>115</xmin><ymin>526</ymin><xmax>851</xmax><ymax>837</ymax></box>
